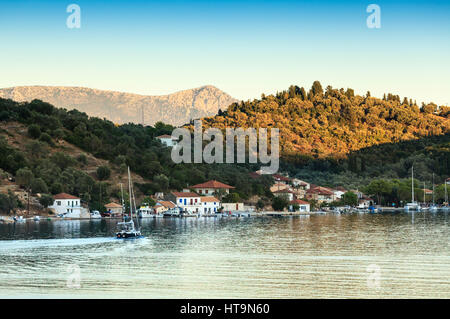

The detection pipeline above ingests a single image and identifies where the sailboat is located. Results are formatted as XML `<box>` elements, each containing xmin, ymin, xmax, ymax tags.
<box><xmin>405</xmin><ymin>165</ymin><xmax>420</xmax><ymax>212</ymax></box>
<box><xmin>429</xmin><ymin>173</ymin><xmax>438</xmax><ymax>212</ymax></box>
<box><xmin>444</xmin><ymin>180</ymin><xmax>449</xmax><ymax>211</ymax></box>
<box><xmin>115</xmin><ymin>167</ymin><xmax>143</xmax><ymax>239</ymax></box>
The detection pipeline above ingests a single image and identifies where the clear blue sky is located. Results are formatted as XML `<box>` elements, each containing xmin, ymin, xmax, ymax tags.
<box><xmin>0</xmin><ymin>0</ymin><xmax>449</xmax><ymax>105</ymax></box>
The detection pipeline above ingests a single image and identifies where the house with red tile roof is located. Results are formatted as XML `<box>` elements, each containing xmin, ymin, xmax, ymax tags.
<box><xmin>272</xmin><ymin>173</ymin><xmax>291</xmax><ymax>183</ymax></box>
<box><xmin>190</xmin><ymin>180</ymin><xmax>235</xmax><ymax>195</ymax></box>
<box><xmin>49</xmin><ymin>193</ymin><xmax>83</xmax><ymax>218</ymax></box>
<box><xmin>200</xmin><ymin>196</ymin><xmax>220</xmax><ymax>214</ymax></box>
<box><xmin>289</xmin><ymin>199</ymin><xmax>310</xmax><ymax>212</ymax></box>
<box><xmin>272</xmin><ymin>189</ymin><xmax>295</xmax><ymax>201</ymax></box>
<box><xmin>104</xmin><ymin>202</ymin><xmax>124</xmax><ymax>217</ymax></box>
<box><xmin>305</xmin><ymin>186</ymin><xmax>335</xmax><ymax>203</ymax></box>
<box><xmin>168</xmin><ymin>192</ymin><xmax>202</xmax><ymax>214</ymax></box>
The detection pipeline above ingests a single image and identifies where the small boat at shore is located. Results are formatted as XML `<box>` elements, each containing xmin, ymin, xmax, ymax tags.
<box><xmin>13</xmin><ymin>216</ymin><xmax>25</xmax><ymax>223</ymax></box>
<box><xmin>90</xmin><ymin>210</ymin><xmax>102</xmax><ymax>219</ymax></box>
<box><xmin>33</xmin><ymin>216</ymin><xmax>41</xmax><ymax>221</ymax></box>
<box><xmin>405</xmin><ymin>166</ymin><xmax>420</xmax><ymax>212</ymax></box>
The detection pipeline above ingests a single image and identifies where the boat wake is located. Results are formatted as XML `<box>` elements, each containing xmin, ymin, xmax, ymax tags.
<box><xmin>0</xmin><ymin>237</ymin><xmax>117</xmax><ymax>252</ymax></box>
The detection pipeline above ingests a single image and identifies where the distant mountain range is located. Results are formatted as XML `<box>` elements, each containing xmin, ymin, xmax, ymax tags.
<box><xmin>0</xmin><ymin>85</ymin><xmax>237</xmax><ymax>126</ymax></box>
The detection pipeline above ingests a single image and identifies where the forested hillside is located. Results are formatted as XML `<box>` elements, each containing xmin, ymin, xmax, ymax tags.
<box><xmin>0</xmin><ymin>98</ymin><xmax>271</xmax><ymax>212</ymax></box>
<box><xmin>202</xmin><ymin>81</ymin><xmax>449</xmax><ymax>159</ymax></box>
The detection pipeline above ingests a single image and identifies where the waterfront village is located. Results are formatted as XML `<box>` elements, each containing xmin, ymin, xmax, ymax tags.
<box><xmin>0</xmin><ymin>134</ymin><xmax>448</xmax><ymax>222</ymax></box>
<box><xmin>0</xmin><ymin>168</ymin><xmax>379</xmax><ymax>221</ymax></box>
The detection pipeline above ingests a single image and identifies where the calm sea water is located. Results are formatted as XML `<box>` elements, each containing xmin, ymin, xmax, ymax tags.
<box><xmin>0</xmin><ymin>212</ymin><xmax>448</xmax><ymax>298</ymax></box>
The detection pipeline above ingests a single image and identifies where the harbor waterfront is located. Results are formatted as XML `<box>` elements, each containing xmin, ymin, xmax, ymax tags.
<box><xmin>0</xmin><ymin>212</ymin><xmax>448</xmax><ymax>298</ymax></box>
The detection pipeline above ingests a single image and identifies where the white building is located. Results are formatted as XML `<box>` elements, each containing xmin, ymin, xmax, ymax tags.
<box><xmin>156</xmin><ymin>134</ymin><xmax>178</xmax><ymax>147</ymax></box>
<box><xmin>332</xmin><ymin>187</ymin><xmax>347</xmax><ymax>200</ymax></box>
<box><xmin>49</xmin><ymin>193</ymin><xmax>83</xmax><ymax>218</ymax></box>
<box><xmin>200</xmin><ymin>196</ymin><xmax>220</xmax><ymax>215</ymax></box>
<box><xmin>170</xmin><ymin>192</ymin><xmax>202</xmax><ymax>214</ymax></box>
<box><xmin>292</xmin><ymin>179</ymin><xmax>310</xmax><ymax>190</ymax></box>
<box><xmin>289</xmin><ymin>199</ymin><xmax>310</xmax><ymax>212</ymax></box>
<box><xmin>272</xmin><ymin>189</ymin><xmax>295</xmax><ymax>201</ymax></box>
<box><xmin>190</xmin><ymin>180</ymin><xmax>235</xmax><ymax>195</ymax></box>
<box><xmin>222</xmin><ymin>202</ymin><xmax>244</xmax><ymax>212</ymax></box>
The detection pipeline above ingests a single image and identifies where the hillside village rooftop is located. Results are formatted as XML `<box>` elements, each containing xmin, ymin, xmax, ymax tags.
<box><xmin>190</xmin><ymin>180</ymin><xmax>235</xmax><ymax>189</ymax></box>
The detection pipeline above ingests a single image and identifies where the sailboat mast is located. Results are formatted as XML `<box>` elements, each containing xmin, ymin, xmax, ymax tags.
<box><xmin>423</xmin><ymin>182</ymin><xmax>425</xmax><ymax>204</ymax></box>
<box><xmin>131</xmin><ymin>181</ymin><xmax>140</xmax><ymax>229</ymax></box>
<box><xmin>432</xmin><ymin>173</ymin><xmax>435</xmax><ymax>205</ymax></box>
<box><xmin>120</xmin><ymin>183</ymin><xmax>124</xmax><ymax>221</ymax></box>
<box><xmin>411</xmin><ymin>165</ymin><xmax>414</xmax><ymax>203</ymax></box>
<box><xmin>445</xmin><ymin>180</ymin><xmax>448</xmax><ymax>204</ymax></box>
<box><xmin>128</xmin><ymin>166</ymin><xmax>133</xmax><ymax>219</ymax></box>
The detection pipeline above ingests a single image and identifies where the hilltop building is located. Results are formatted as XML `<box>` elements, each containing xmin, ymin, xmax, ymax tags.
<box><xmin>156</xmin><ymin>135</ymin><xmax>178</xmax><ymax>147</ymax></box>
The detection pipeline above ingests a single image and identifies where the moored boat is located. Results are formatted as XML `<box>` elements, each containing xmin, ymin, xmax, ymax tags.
<box><xmin>90</xmin><ymin>210</ymin><xmax>102</xmax><ymax>219</ymax></box>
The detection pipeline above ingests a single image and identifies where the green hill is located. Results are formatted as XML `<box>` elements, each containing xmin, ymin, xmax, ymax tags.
<box><xmin>201</xmin><ymin>81</ymin><xmax>449</xmax><ymax>159</ymax></box>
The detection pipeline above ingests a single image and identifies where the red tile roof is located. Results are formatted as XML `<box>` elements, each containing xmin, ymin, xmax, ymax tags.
<box><xmin>157</xmin><ymin>200</ymin><xmax>176</xmax><ymax>208</ymax></box>
<box><xmin>105</xmin><ymin>202</ymin><xmax>123</xmax><ymax>208</ymax></box>
<box><xmin>190</xmin><ymin>180</ymin><xmax>235</xmax><ymax>189</ymax></box>
<box><xmin>172</xmin><ymin>192</ymin><xmax>200</xmax><ymax>198</ymax></box>
<box><xmin>156</xmin><ymin>134</ymin><xmax>175</xmax><ymax>139</ymax></box>
<box><xmin>273</xmin><ymin>189</ymin><xmax>294</xmax><ymax>194</ymax></box>
<box><xmin>290</xmin><ymin>199</ymin><xmax>309</xmax><ymax>205</ymax></box>
<box><xmin>53</xmin><ymin>193</ymin><xmax>79</xmax><ymax>200</ymax></box>
<box><xmin>307</xmin><ymin>187</ymin><xmax>334</xmax><ymax>195</ymax></box>
<box><xmin>201</xmin><ymin>196</ymin><xmax>220</xmax><ymax>202</ymax></box>
<box><xmin>272</xmin><ymin>174</ymin><xmax>291</xmax><ymax>182</ymax></box>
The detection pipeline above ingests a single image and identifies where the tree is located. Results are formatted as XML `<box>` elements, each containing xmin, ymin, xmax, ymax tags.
<box><xmin>223</xmin><ymin>192</ymin><xmax>241</xmax><ymax>203</ymax></box>
<box><xmin>39</xmin><ymin>133</ymin><xmax>53</xmax><ymax>145</ymax></box>
<box><xmin>96</xmin><ymin>166</ymin><xmax>111</xmax><ymax>180</ymax></box>
<box><xmin>364</xmin><ymin>179</ymin><xmax>392</xmax><ymax>205</ymax></box>
<box><xmin>154</xmin><ymin>174</ymin><xmax>169</xmax><ymax>191</ymax></box>
<box><xmin>423</xmin><ymin>103</ymin><xmax>437</xmax><ymax>114</ymax></box>
<box><xmin>27</xmin><ymin>124</ymin><xmax>41</xmax><ymax>139</ymax></box>
<box><xmin>31</xmin><ymin>178</ymin><xmax>48</xmax><ymax>194</ymax></box>
<box><xmin>272</xmin><ymin>195</ymin><xmax>288</xmax><ymax>211</ymax></box>
<box><xmin>311</xmin><ymin>81</ymin><xmax>324</xmax><ymax>97</ymax></box>
<box><xmin>51</xmin><ymin>152</ymin><xmax>75</xmax><ymax>170</ymax></box>
<box><xmin>76</xmin><ymin>154</ymin><xmax>88</xmax><ymax>165</ymax></box>
<box><xmin>16</xmin><ymin>168</ymin><xmax>34</xmax><ymax>189</ymax></box>
<box><xmin>39</xmin><ymin>194</ymin><xmax>54</xmax><ymax>208</ymax></box>
<box><xmin>0</xmin><ymin>190</ymin><xmax>18</xmax><ymax>215</ymax></box>
<box><xmin>141</xmin><ymin>196</ymin><xmax>156</xmax><ymax>207</ymax></box>
<box><xmin>342</xmin><ymin>191</ymin><xmax>358</xmax><ymax>206</ymax></box>
<box><xmin>256</xmin><ymin>199</ymin><xmax>265</xmax><ymax>210</ymax></box>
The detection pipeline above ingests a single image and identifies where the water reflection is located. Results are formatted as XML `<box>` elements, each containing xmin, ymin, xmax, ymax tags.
<box><xmin>0</xmin><ymin>212</ymin><xmax>448</xmax><ymax>298</ymax></box>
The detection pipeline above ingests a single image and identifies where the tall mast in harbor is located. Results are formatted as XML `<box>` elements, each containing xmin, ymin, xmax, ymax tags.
<box><xmin>411</xmin><ymin>165</ymin><xmax>414</xmax><ymax>203</ymax></box>
<box><xmin>445</xmin><ymin>180</ymin><xmax>448</xmax><ymax>205</ymax></box>
<box><xmin>432</xmin><ymin>173</ymin><xmax>435</xmax><ymax>205</ymax></box>
<box><xmin>120</xmin><ymin>183</ymin><xmax>124</xmax><ymax>222</ymax></box>
<box><xmin>128</xmin><ymin>166</ymin><xmax>133</xmax><ymax>220</ymax></box>
<box><xmin>423</xmin><ymin>182</ymin><xmax>426</xmax><ymax>204</ymax></box>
